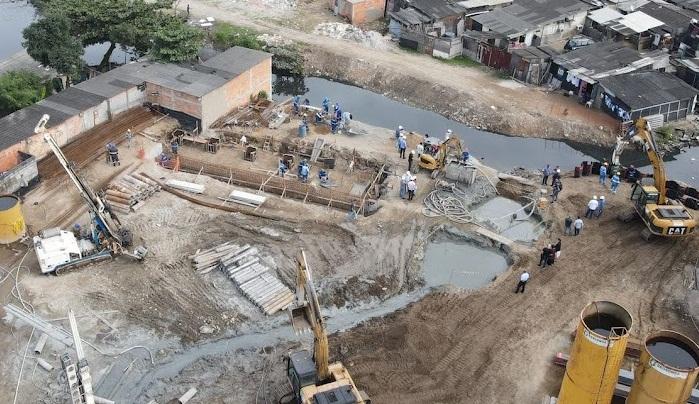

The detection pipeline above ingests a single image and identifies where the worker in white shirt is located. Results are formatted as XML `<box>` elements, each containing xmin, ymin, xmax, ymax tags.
<box><xmin>574</xmin><ymin>216</ymin><xmax>584</xmax><ymax>236</ymax></box>
<box><xmin>240</xmin><ymin>135</ymin><xmax>247</xmax><ymax>147</ymax></box>
<box><xmin>407</xmin><ymin>177</ymin><xmax>417</xmax><ymax>201</ymax></box>
<box><xmin>585</xmin><ymin>196</ymin><xmax>598</xmax><ymax>218</ymax></box>
<box><xmin>515</xmin><ymin>270</ymin><xmax>530</xmax><ymax>293</ymax></box>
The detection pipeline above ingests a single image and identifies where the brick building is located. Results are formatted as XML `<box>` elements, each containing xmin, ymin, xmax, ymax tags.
<box><xmin>330</xmin><ymin>0</ymin><xmax>386</xmax><ymax>25</ymax></box>
<box><xmin>0</xmin><ymin>46</ymin><xmax>272</xmax><ymax>166</ymax></box>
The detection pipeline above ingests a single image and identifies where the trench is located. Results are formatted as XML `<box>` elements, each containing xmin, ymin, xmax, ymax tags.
<box><xmin>273</xmin><ymin>75</ymin><xmax>699</xmax><ymax>187</ymax></box>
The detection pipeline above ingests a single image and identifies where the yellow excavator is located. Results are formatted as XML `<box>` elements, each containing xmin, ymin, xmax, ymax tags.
<box><xmin>618</xmin><ymin>118</ymin><xmax>696</xmax><ymax>240</ymax></box>
<box><xmin>284</xmin><ymin>251</ymin><xmax>370</xmax><ymax>404</ymax></box>
<box><xmin>418</xmin><ymin>136</ymin><xmax>463</xmax><ymax>172</ymax></box>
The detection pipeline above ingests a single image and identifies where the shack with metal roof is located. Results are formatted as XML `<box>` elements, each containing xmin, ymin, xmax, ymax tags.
<box><xmin>597</xmin><ymin>71</ymin><xmax>698</xmax><ymax>123</ymax></box>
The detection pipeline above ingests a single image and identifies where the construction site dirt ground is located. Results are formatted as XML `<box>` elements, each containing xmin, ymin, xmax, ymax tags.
<box><xmin>1</xmin><ymin>111</ymin><xmax>698</xmax><ymax>403</ymax></box>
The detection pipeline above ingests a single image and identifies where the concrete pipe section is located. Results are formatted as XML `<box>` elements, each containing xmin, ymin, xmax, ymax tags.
<box><xmin>627</xmin><ymin>330</ymin><xmax>699</xmax><ymax>404</ymax></box>
<box><xmin>0</xmin><ymin>194</ymin><xmax>25</xmax><ymax>244</ymax></box>
<box><xmin>558</xmin><ymin>301</ymin><xmax>633</xmax><ymax>404</ymax></box>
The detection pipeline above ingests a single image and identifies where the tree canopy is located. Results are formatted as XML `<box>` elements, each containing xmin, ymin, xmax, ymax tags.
<box><xmin>24</xmin><ymin>0</ymin><xmax>203</xmax><ymax>71</ymax></box>
<box><xmin>0</xmin><ymin>71</ymin><xmax>51</xmax><ymax>117</ymax></box>
<box><xmin>22</xmin><ymin>14</ymin><xmax>83</xmax><ymax>79</ymax></box>
<box><xmin>150</xmin><ymin>18</ymin><xmax>204</xmax><ymax>63</ymax></box>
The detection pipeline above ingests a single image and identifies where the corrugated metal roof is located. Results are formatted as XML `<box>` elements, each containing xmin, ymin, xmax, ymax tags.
<box><xmin>608</xmin><ymin>11</ymin><xmax>664</xmax><ymax>34</ymax></box>
<box><xmin>554</xmin><ymin>42</ymin><xmax>668</xmax><ymax>83</ymax></box>
<box><xmin>668</xmin><ymin>0</ymin><xmax>699</xmax><ymax>13</ymax></box>
<box><xmin>472</xmin><ymin>0</ymin><xmax>594</xmax><ymax>37</ymax></box>
<box><xmin>458</xmin><ymin>0</ymin><xmax>511</xmax><ymax>9</ymax></box>
<box><xmin>408</xmin><ymin>0</ymin><xmax>467</xmax><ymax>19</ymax></box>
<box><xmin>599</xmin><ymin>71</ymin><xmax>698</xmax><ymax>110</ymax></box>
<box><xmin>588</xmin><ymin>7</ymin><xmax>623</xmax><ymax>24</ymax></box>
<box><xmin>390</xmin><ymin>7</ymin><xmax>433</xmax><ymax>25</ymax></box>
<box><xmin>201</xmin><ymin>46</ymin><xmax>271</xmax><ymax>76</ymax></box>
<box><xmin>0</xmin><ymin>104</ymin><xmax>72</xmax><ymax>151</ymax></box>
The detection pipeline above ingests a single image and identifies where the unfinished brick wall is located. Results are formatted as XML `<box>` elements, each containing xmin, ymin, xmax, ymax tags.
<box><xmin>146</xmin><ymin>84</ymin><xmax>202</xmax><ymax>120</ymax></box>
<box><xmin>200</xmin><ymin>57</ymin><xmax>272</xmax><ymax>130</ymax></box>
<box><xmin>0</xmin><ymin>144</ymin><xmax>23</xmax><ymax>172</ymax></box>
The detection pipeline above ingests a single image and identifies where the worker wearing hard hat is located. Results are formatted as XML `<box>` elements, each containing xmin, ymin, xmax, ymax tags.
<box><xmin>585</xmin><ymin>196</ymin><xmax>598</xmax><ymax>218</ymax></box>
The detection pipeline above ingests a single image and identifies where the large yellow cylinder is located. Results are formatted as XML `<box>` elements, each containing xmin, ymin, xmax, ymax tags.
<box><xmin>627</xmin><ymin>330</ymin><xmax>699</xmax><ymax>404</ymax></box>
<box><xmin>0</xmin><ymin>195</ymin><xmax>26</xmax><ymax>244</ymax></box>
<box><xmin>558</xmin><ymin>301</ymin><xmax>633</xmax><ymax>404</ymax></box>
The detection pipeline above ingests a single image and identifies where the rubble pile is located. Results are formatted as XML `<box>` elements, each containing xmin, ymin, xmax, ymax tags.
<box><xmin>313</xmin><ymin>22</ymin><xmax>393</xmax><ymax>50</ymax></box>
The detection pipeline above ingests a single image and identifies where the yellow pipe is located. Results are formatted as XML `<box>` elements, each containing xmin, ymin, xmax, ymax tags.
<box><xmin>559</xmin><ymin>301</ymin><xmax>633</xmax><ymax>404</ymax></box>
<box><xmin>627</xmin><ymin>330</ymin><xmax>699</xmax><ymax>404</ymax></box>
<box><xmin>0</xmin><ymin>195</ymin><xmax>25</xmax><ymax>244</ymax></box>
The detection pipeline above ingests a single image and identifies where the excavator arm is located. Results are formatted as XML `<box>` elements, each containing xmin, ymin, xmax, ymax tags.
<box><xmin>290</xmin><ymin>251</ymin><xmax>330</xmax><ymax>380</ymax></box>
<box><xmin>634</xmin><ymin>118</ymin><xmax>667</xmax><ymax>204</ymax></box>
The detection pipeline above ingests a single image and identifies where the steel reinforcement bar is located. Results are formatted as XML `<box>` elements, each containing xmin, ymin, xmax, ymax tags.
<box><xmin>177</xmin><ymin>156</ymin><xmax>362</xmax><ymax>211</ymax></box>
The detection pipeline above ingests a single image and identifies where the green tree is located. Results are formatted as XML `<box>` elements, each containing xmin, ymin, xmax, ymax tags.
<box><xmin>212</xmin><ymin>23</ymin><xmax>262</xmax><ymax>50</ymax></box>
<box><xmin>28</xmin><ymin>0</ymin><xmax>182</xmax><ymax>70</ymax></box>
<box><xmin>22</xmin><ymin>14</ymin><xmax>83</xmax><ymax>80</ymax></box>
<box><xmin>150</xmin><ymin>17</ymin><xmax>204</xmax><ymax>63</ymax></box>
<box><xmin>0</xmin><ymin>71</ymin><xmax>51</xmax><ymax>116</ymax></box>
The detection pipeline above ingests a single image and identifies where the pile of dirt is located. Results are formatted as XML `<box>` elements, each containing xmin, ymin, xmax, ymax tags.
<box><xmin>313</xmin><ymin>22</ymin><xmax>394</xmax><ymax>50</ymax></box>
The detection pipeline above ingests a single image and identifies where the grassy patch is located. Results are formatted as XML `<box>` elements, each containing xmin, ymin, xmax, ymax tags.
<box><xmin>439</xmin><ymin>55</ymin><xmax>480</xmax><ymax>67</ymax></box>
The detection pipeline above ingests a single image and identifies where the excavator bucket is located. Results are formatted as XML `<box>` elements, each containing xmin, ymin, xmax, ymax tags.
<box><xmin>288</xmin><ymin>302</ymin><xmax>313</xmax><ymax>334</ymax></box>
<box><xmin>288</xmin><ymin>251</ymin><xmax>316</xmax><ymax>334</ymax></box>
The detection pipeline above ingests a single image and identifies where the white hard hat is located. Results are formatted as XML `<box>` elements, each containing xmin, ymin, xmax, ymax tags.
<box><xmin>447</xmin><ymin>129</ymin><xmax>453</xmax><ymax>134</ymax></box>
<box><xmin>399</xmin><ymin>125</ymin><xmax>403</xmax><ymax>130</ymax></box>
<box><xmin>411</xmin><ymin>150</ymin><xmax>415</xmax><ymax>154</ymax></box>
<box><xmin>600</xmin><ymin>195</ymin><xmax>605</xmax><ymax>200</ymax></box>
<box><xmin>593</xmin><ymin>195</ymin><xmax>598</xmax><ymax>200</ymax></box>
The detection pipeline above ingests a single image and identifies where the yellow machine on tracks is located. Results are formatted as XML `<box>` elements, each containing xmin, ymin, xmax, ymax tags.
<box><xmin>418</xmin><ymin>137</ymin><xmax>463</xmax><ymax>172</ymax></box>
<box><xmin>283</xmin><ymin>251</ymin><xmax>370</xmax><ymax>404</ymax></box>
<box><xmin>618</xmin><ymin>118</ymin><xmax>696</xmax><ymax>240</ymax></box>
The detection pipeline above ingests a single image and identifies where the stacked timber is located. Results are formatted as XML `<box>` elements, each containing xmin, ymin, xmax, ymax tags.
<box><xmin>104</xmin><ymin>173</ymin><xmax>160</xmax><ymax>214</ymax></box>
<box><xmin>190</xmin><ymin>242</ymin><xmax>295</xmax><ymax>315</ymax></box>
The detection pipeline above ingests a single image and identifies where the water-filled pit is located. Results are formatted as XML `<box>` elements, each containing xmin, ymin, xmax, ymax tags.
<box><xmin>423</xmin><ymin>234</ymin><xmax>509</xmax><ymax>289</ymax></box>
<box><xmin>472</xmin><ymin>197</ymin><xmax>543</xmax><ymax>242</ymax></box>
<box><xmin>647</xmin><ymin>337</ymin><xmax>699</xmax><ymax>369</ymax></box>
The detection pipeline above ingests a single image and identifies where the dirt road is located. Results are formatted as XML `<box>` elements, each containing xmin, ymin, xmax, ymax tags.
<box><xmin>330</xmin><ymin>178</ymin><xmax>699</xmax><ymax>403</ymax></box>
<box><xmin>183</xmin><ymin>0</ymin><xmax>620</xmax><ymax>145</ymax></box>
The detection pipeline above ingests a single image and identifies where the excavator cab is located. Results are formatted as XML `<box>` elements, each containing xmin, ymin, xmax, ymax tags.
<box><xmin>630</xmin><ymin>183</ymin><xmax>659</xmax><ymax>208</ymax></box>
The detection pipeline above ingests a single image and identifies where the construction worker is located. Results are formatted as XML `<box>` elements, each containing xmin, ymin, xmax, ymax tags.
<box><xmin>542</xmin><ymin>164</ymin><xmax>551</xmax><ymax>185</ymax></box>
<box><xmin>515</xmin><ymin>270</ymin><xmax>529</xmax><ymax>293</ymax></box>
<box><xmin>595</xmin><ymin>195</ymin><xmax>606</xmax><ymax>218</ymax></box>
<box><xmin>551</xmin><ymin>178</ymin><xmax>562</xmax><ymax>202</ymax></box>
<box><xmin>171</xmin><ymin>139</ymin><xmax>179</xmax><ymax>155</ymax></box>
<box><xmin>554</xmin><ymin>238</ymin><xmax>562</xmax><ymax>259</ymax></box>
<box><xmin>398</xmin><ymin>135</ymin><xmax>407</xmax><ymax>159</ymax></box>
<box><xmin>552</xmin><ymin>166</ymin><xmax>561</xmax><ymax>182</ymax></box>
<box><xmin>395</xmin><ymin>125</ymin><xmax>404</xmax><ymax>140</ymax></box>
<box><xmin>599</xmin><ymin>162</ymin><xmax>608</xmax><ymax>185</ymax></box>
<box><xmin>322</xmin><ymin>97</ymin><xmax>330</xmax><ymax>113</ymax></box>
<box><xmin>278</xmin><ymin>159</ymin><xmax>287</xmax><ymax>177</ymax></box>
<box><xmin>626</xmin><ymin>165</ymin><xmax>639</xmax><ymax>182</ymax></box>
<box><xmin>445</xmin><ymin>129</ymin><xmax>452</xmax><ymax>141</ymax></box>
<box><xmin>240</xmin><ymin>135</ymin><xmax>247</xmax><ymax>147</ymax></box>
<box><xmin>416</xmin><ymin>142</ymin><xmax>424</xmax><ymax>157</ymax></box>
<box><xmin>126</xmin><ymin>129</ymin><xmax>133</xmax><ymax>148</ymax></box>
<box><xmin>341</xmin><ymin>111</ymin><xmax>352</xmax><ymax>130</ymax></box>
<box><xmin>585</xmin><ymin>196</ymin><xmax>598</xmax><ymax>218</ymax></box>
<box><xmin>564</xmin><ymin>215</ymin><xmax>573</xmax><ymax>235</ymax></box>
<box><xmin>574</xmin><ymin>216</ymin><xmax>584</xmax><ymax>236</ymax></box>
<box><xmin>462</xmin><ymin>148</ymin><xmax>470</xmax><ymax>162</ymax></box>
<box><xmin>400</xmin><ymin>171</ymin><xmax>411</xmax><ymax>199</ymax></box>
<box><xmin>330</xmin><ymin>116</ymin><xmax>339</xmax><ymax>134</ymax></box>
<box><xmin>292</xmin><ymin>95</ymin><xmax>300</xmax><ymax>115</ymax></box>
<box><xmin>315</xmin><ymin>111</ymin><xmax>323</xmax><ymax>124</ymax></box>
<box><xmin>408</xmin><ymin>150</ymin><xmax>415</xmax><ymax>171</ymax></box>
<box><xmin>611</xmin><ymin>172</ymin><xmax>621</xmax><ymax>193</ymax></box>
<box><xmin>407</xmin><ymin>177</ymin><xmax>416</xmax><ymax>201</ymax></box>
<box><xmin>106</xmin><ymin>143</ymin><xmax>120</xmax><ymax>166</ymax></box>
<box><xmin>299</xmin><ymin>161</ymin><xmax>309</xmax><ymax>182</ymax></box>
